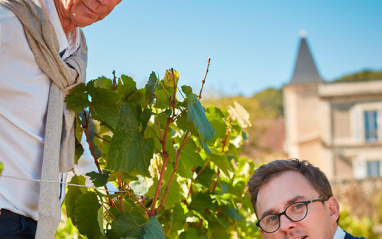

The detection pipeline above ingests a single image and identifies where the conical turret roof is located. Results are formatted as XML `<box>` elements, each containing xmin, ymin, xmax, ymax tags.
<box><xmin>290</xmin><ymin>34</ymin><xmax>323</xmax><ymax>84</ymax></box>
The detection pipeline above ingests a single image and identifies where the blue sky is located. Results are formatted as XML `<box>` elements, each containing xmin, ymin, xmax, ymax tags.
<box><xmin>83</xmin><ymin>0</ymin><xmax>382</xmax><ymax>97</ymax></box>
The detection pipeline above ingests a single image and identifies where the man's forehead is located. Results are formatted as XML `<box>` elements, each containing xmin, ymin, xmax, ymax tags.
<box><xmin>255</xmin><ymin>171</ymin><xmax>318</xmax><ymax>217</ymax></box>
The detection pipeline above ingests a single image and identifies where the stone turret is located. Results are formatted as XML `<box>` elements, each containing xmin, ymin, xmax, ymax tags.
<box><xmin>289</xmin><ymin>32</ymin><xmax>323</xmax><ymax>84</ymax></box>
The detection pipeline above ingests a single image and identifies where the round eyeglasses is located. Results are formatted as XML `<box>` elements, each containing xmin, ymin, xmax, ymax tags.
<box><xmin>256</xmin><ymin>198</ymin><xmax>327</xmax><ymax>233</ymax></box>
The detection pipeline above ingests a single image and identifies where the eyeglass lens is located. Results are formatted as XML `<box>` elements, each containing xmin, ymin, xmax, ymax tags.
<box><xmin>259</xmin><ymin>202</ymin><xmax>308</xmax><ymax>233</ymax></box>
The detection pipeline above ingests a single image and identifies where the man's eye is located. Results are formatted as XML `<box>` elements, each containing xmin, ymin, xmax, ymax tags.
<box><xmin>292</xmin><ymin>203</ymin><xmax>304</xmax><ymax>211</ymax></box>
<box><xmin>266</xmin><ymin>215</ymin><xmax>279</xmax><ymax>223</ymax></box>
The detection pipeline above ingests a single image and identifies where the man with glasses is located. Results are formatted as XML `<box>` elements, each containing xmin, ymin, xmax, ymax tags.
<box><xmin>247</xmin><ymin>159</ymin><xmax>366</xmax><ymax>239</ymax></box>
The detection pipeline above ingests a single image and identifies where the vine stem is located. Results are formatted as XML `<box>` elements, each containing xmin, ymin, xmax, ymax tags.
<box><xmin>156</xmin><ymin>131</ymin><xmax>190</xmax><ymax>213</ymax></box>
<box><xmin>80</xmin><ymin>110</ymin><xmax>115</xmax><ymax>208</ymax></box>
<box><xmin>186</xmin><ymin>158</ymin><xmax>210</xmax><ymax>199</ymax></box>
<box><xmin>112</xmin><ymin>70</ymin><xmax>116</xmax><ymax>91</ymax></box>
<box><xmin>126</xmin><ymin>185</ymin><xmax>151</xmax><ymax>215</ymax></box>
<box><xmin>118</xmin><ymin>173</ymin><xmax>124</xmax><ymax>212</ymax></box>
<box><xmin>83</xmin><ymin>128</ymin><xmax>110</xmax><ymax>143</ymax></box>
<box><xmin>149</xmin><ymin>117</ymin><xmax>171</xmax><ymax>216</ymax></box>
<box><xmin>199</xmin><ymin>57</ymin><xmax>211</xmax><ymax>100</ymax></box>
<box><xmin>155</xmin><ymin>115</ymin><xmax>162</xmax><ymax>142</ymax></box>
<box><xmin>104</xmin><ymin>205</ymin><xmax>117</xmax><ymax>221</ymax></box>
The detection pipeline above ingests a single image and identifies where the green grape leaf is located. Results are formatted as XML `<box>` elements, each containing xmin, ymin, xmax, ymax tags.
<box><xmin>177</xmin><ymin>140</ymin><xmax>204</xmax><ymax>179</ymax></box>
<box><xmin>163</xmin><ymin>69</ymin><xmax>179</xmax><ymax>88</ymax></box>
<box><xmin>242</xmin><ymin>130</ymin><xmax>248</xmax><ymax>140</ymax></box>
<box><xmin>88</xmin><ymin>86</ymin><xmax>123</xmax><ymax>129</ymax></box>
<box><xmin>208</xmin><ymin>119</ymin><xmax>226</xmax><ymax>143</ymax></box>
<box><xmin>65</xmin><ymin>83</ymin><xmax>90</xmax><ymax>114</ymax></box>
<box><xmin>227</xmin><ymin>144</ymin><xmax>239</xmax><ymax>162</ymax></box>
<box><xmin>128</xmin><ymin>88</ymin><xmax>148</xmax><ymax>107</ymax></box>
<box><xmin>187</xmin><ymin>94</ymin><xmax>214</xmax><ymax>142</ymax></box>
<box><xmin>166</xmin><ymin>133</ymin><xmax>177</xmax><ymax>164</ymax></box>
<box><xmin>163</xmin><ymin>109</ymin><xmax>172</xmax><ymax>116</ymax></box>
<box><xmin>181</xmin><ymin>85</ymin><xmax>193</xmax><ymax>96</ymax></box>
<box><xmin>179</xmin><ymin>227</ymin><xmax>198</xmax><ymax>239</ymax></box>
<box><xmin>139</xmin><ymin>216</ymin><xmax>166</xmax><ymax>239</ymax></box>
<box><xmin>176</xmin><ymin>111</ymin><xmax>199</xmax><ymax>137</ymax></box>
<box><xmin>97</xmin><ymin>206</ymin><xmax>105</xmax><ymax>236</ymax></box>
<box><xmin>93</xmin><ymin>135</ymin><xmax>111</xmax><ymax>160</ymax></box>
<box><xmin>74</xmin><ymin>138</ymin><xmax>84</xmax><ymax>165</ymax></box>
<box><xmin>189</xmin><ymin>192</ymin><xmax>216</xmax><ymax>211</ymax></box>
<box><xmin>154</xmin><ymin>84</ymin><xmax>170</xmax><ymax>109</ymax></box>
<box><xmin>117</xmin><ymin>75</ymin><xmax>137</xmax><ymax>98</ymax></box>
<box><xmin>206</xmin><ymin>106</ymin><xmax>227</xmax><ymax>141</ymax></box>
<box><xmin>129</xmin><ymin>175</ymin><xmax>153</xmax><ymax>195</ymax></box>
<box><xmin>146</xmin><ymin>171</ymin><xmax>184</xmax><ymax>210</ymax></box>
<box><xmin>65</xmin><ymin>175</ymin><xmax>87</xmax><ymax>225</ymax></box>
<box><xmin>74</xmin><ymin>191</ymin><xmax>102</xmax><ymax>239</ymax></box>
<box><xmin>222</xmin><ymin>204</ymin><xmax>243</xmax><ymax>221</ymax></box>
<box><xmin>227</xmin><ymin>102</ymin><xmax>252</xmax><ymax>128</ymax></box>
<box><xmin>145</xmin><ymin>72</ymin><xmax>158</xmax><ymax>105</ymax></box>
<box><xmin>75</xmin><ymin>117</ymin><xmax>84</xmax><ymax>143</ymax></box>
<box><xmin>146</xmin><ymin>177</ymin><xmax>159</xmax><ymax>201</ymax></box>
<box><xmin>140</xmin><ymin>108</ymin><xmax>152</xmax><ymax>134</ymax></box>
<box><xmin>209</xmin><ymin>151</ymin><xmax>231</xmax><ymax>177</ymax></box>
<box><xmin>194</xmin><ymin>166</ymin><xmax>215</xmax><ymax>188</ymax></box>
<box><xmin>86</xmin><ymin>171</ymin><xmax>110</xmax><ymax>187</ymax></box>
<box><xmin>162</xmin><ymin>174</ymin><xmax>182</xmax><ymax>210</ymax></box>
<box><xmin>107</xmin><ymin>103</ymin><xmax>154</xmax><ymax>175</ymax></box>
<box><xmin>171</xmin><ymin>203</ymin><xmax>186</xmax><ymax>232</ymax></box>
<box><xmin>93</xmin><ymin>76</ymin><xmax>113</xmax><ymax>90</ymax></box>
<box><xmin>200</xmin><ymin>138</ymin><xmax>212</xmax><ymax>155</ymax></box>
<box><xmin>109</xmin><ymin>211</ymin><xmax>147</xmax><ymax>239</ymax></box>
<box><xmin>206</xmin><ymin>105</ymin><xmax>225</xmax><ymax>119</ymax></box>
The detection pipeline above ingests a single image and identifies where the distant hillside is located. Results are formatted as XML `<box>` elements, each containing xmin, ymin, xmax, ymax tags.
<box><xmin>202</xmin><ymin>87</ymin><xmax>283</xmax><ymax>156</ymax></box>
<box><xmin>202</xmin><ymin>87</ymin><xmax>282</xmax><ymax>121</ymax></box>
<box><xmin>333</xmin><ymin>70</ymin><xmax>382</xmax><ymax>83</ymax></box>
<box><xmin>252</xmin><ymin>88</ymin><xmax>283</xmax><ymax>118</ymax></box>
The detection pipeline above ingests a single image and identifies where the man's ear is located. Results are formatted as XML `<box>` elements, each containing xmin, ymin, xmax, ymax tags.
<box><xmin>325</xmin><ymin>196</ymin><xmax>340</xmax><ymax>223</ymax></box>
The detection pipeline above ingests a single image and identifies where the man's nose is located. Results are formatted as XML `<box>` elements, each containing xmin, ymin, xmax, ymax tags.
<box><xmin>96</xmin><ymin>0</ymin><xmax>109</xmax><ymax>6</ymax></box>
<box><xmin>279</xmin><ymin>214</ymin><xmax>297</xmax><ymax>232</ymax></box>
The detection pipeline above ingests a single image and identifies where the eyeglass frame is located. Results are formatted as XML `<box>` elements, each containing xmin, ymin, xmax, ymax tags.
<box><xmin>256</xmin><ymin>198</ymin><xmax>328</xmax><ymax>233</ymax></box>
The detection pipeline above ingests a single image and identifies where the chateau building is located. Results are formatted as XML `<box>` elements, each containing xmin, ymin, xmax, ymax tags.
<box><xmin>283</xmin><ymin>35</ymin><xmax>382</xmax><ymax>180</ymax></box>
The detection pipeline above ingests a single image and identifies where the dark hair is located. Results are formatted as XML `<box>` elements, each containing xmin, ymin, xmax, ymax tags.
<box><xmin>247</xmin><ymin>159</ymin><xmax>333</xmax><ymax>215</ymax></box>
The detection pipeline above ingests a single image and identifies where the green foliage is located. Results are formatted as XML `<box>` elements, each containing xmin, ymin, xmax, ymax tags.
<box><xmin>64</xmin><ymin>69</ymin><xmax>260</xmax><ymax>238</ymax></box>
<box><xmin>55</xmin><ymin>204</ymin><xmax>79</xmax><ymax>239</ymax></box>
<box><xmin>0</xmin><ymin>162</ymin><xmax>3</xmax><ymax>175</ymax></box>
<box><xmin>333</xmin><ymin>69</ymin><xmax>382</xmax><ymax>83</ymax></box>
<box><xmin>339</xmin><ymin>206</ymin><xmax>379</xmax><ymax>238</ymax></box>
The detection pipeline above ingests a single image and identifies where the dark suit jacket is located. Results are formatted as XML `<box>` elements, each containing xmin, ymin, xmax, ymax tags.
<box><xmin>344</xmin><ymin>232</ymin><xmax>367</xmax><ymax>239</ymax></box>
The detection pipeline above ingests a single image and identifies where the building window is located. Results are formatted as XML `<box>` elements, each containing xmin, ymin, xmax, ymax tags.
<box><xmin>350</xmin><ymin>103</ymin><xmax>382</xmax><ymax>144</ymax></box>
<box><xmin>366</xmin><ymin>160</ymin><xmax>381</xmax><ymax>177</ymax></box>
<box><xmin>364</xmin><ymin>110</ymin><xmax>378</xmax><ymax>142</ymax></box>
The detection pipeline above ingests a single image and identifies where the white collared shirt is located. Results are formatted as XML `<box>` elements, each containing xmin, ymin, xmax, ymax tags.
<box><xmin>334</xmin><ymin>226</ymin><xmax>347</xmax><ymax>239</ymax></box>
<box><xmin>0</xmin><ymin>0</ymin><xmax>79</xmax><ymax>221</ymax></box>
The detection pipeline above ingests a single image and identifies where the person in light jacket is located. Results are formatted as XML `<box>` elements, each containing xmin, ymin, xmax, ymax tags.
<box><xmin>0</xmin><ymin>0</ymin><xmax>121</xmax><ymax>238</ymax></box>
